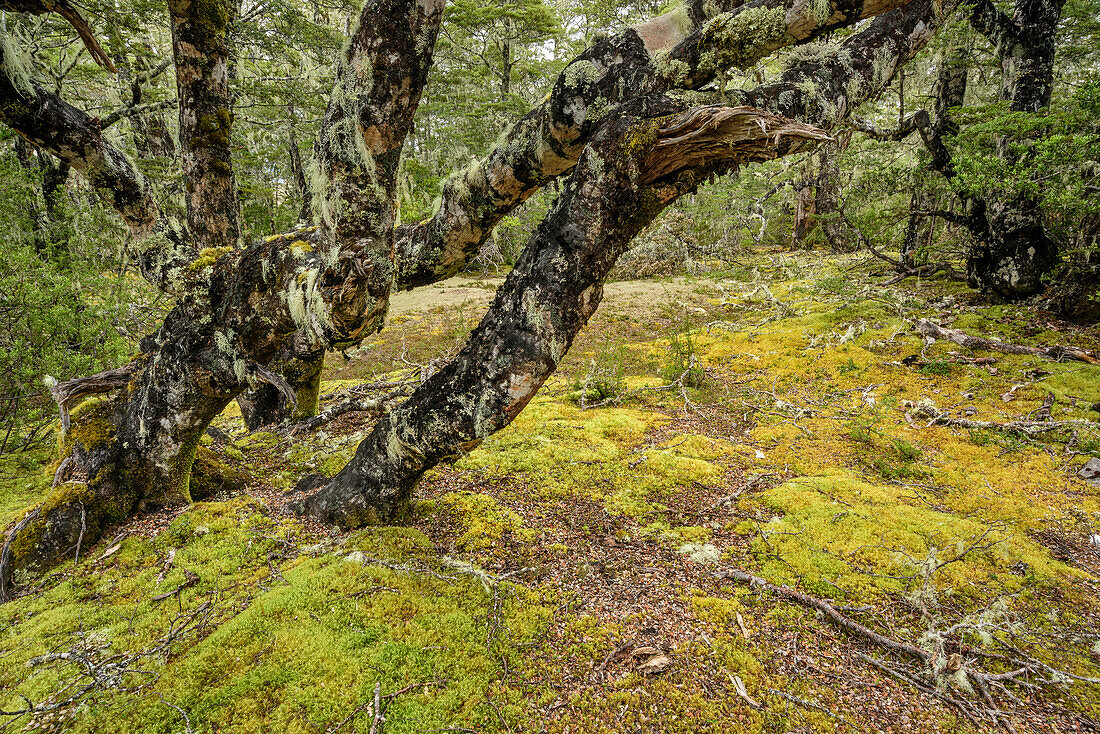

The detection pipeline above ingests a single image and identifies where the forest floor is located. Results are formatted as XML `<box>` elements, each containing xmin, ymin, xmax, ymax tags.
<box><xmin>2</xmin><ymin>252</ymin><xmax>1100</xmax><ymax>733</ymax></box>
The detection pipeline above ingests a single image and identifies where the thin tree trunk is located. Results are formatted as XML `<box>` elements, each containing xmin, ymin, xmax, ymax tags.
<box><xmin>901</xmin><ymin>44</ymin><xmax>967</xmax><ymax>266</ymax></box>
<box><xmin>168</xmin><ymin>0</ymin><xmax>242</xmax><ymax>250</ymax></box>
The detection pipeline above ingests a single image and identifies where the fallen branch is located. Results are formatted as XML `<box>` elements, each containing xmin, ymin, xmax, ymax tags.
<box><xmin>883</xmin><ymin>262</ymin><xmax>965</xmax><ymax>285</ymax></box>
<box><xmin>909</xmin><ymin>404</ymin><xmax>1098</xmax><ymax>437</ymax></box>
<box><xmin>0</xmin><ymin>599</ymin><xmax>212</xmax><ymax>723</ymax></box>
<box><xmin>916</xmin><ymin>320</ymin><xmax>1100</xmax><ymax>365</ymax></box>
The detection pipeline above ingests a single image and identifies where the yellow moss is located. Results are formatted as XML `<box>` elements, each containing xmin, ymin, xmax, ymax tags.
<box><xmin>436</xmin><ymin>491</ymin><xmax>526</xmax><ymax>550</ymax></box>
<box><xmin>187</xmin><ymin>246</ymin><xmax>233</xmax><ymax>272</ymax></box>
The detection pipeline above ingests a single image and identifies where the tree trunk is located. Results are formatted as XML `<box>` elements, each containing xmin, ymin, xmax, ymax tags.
<box><xmin>961</xmin><ymin>0</ymin><xmax>1065</xmax><ymax>298</ymax></box>
<box><xmin>168</xmin><ymin>0</ymin><xmax>242</xmax><ymax>250</ymax></box>
<box><xmin>814</xmin><ymin>135</ymin><xmax>858</xmax><ymax>253</ymax></box>
<box><xmin>790</xmin><ymin>176</ymin><xmax>816</xmax><ymax>249</ymax></box>
<box><xmin>0</xmin><ymin>0</ymin><xmax>446</xmax><ymax>593</ymax></box>
<box><xmin>299</xmin><ymin>103</ymin><xmax>830</xmax><ymax>526</ymax></box>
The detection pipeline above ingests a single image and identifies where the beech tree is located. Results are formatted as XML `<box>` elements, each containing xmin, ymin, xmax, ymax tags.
<box><xmin>0</xmin><ymin>0</ymin><xmax>963</xmax><ymax>595</ymax></box>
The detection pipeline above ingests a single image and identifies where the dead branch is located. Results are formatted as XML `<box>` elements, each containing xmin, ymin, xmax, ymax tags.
<box><xmin>46</xmin><ymin>364</ymin><xmax>136</xmax><ymax>431</ymax></box>
<box><xmin>916</xmin><ymin>320</ymin><xmax>1100</xmax><ymax>365</ymax></box>
<box><xmin>643</xmin><ymin>105</ymin><xmax>831</xmax><ymax>185</ymax></box>
<box><xmin>909</xmin><ymin>404</ymin><xmax>1098</xmax><ymax>437</ymax></box>
<box><xmin>883</xmin><ymin>262</ymin><xmax>965</xmax><ymax>285</ymax></box>
<box><xmin>288</xmin><ymin>398</ymin><xmax>388</xmax><ymax>436</ymax></box>
<box><xmin>0</xmin><ymin>598</ymin><xmax>212</xmax><ymax>723</ymax></box>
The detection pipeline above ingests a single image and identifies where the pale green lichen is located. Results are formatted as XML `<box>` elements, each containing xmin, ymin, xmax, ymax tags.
<box><xmin>700</xmin><ymin>6</ymin><xmax>793</xmax><ymax>74</ymax></box>
<box><xmin>0</xmin><ymin>30</ymin><xmax>36</xmax><ymax>98</ymax></box>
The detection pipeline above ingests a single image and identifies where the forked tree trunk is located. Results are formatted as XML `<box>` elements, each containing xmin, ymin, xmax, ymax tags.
<box><xmin>253</xmin><ymin>0</ymin><xmax>922</xmax><ymax>428</ymax></box>
<box><xmin>299</xmin><ymin>0</ymin><xmax>957</xmax><ymax>526</ymax></box>
<box><xmin>299</xmin><ymin>104</ymin><xmax>830</xmax><ymax>525</ymax></box>
<box><xmin>0</xmin><ymin>0</ymin><xmax>446</xmax><ymax>596</ymax></box>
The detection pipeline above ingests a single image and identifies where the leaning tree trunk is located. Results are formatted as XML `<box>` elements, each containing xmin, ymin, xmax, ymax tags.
<box><xmin>260</xmin><ymin>0</ymin><xmax>919</xmax><ymax>429</ymax></box>
<box><xmin>299</xmin><ymin>104</ymin><xmax>831</xmax><ymax>525</ymax></box>
<box><xmin>298</xmin><ymin>0</ymin><xmax>958</xmax><ymax>526</ymax></box>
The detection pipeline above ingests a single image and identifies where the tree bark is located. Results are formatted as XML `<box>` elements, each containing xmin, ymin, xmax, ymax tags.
<box><xmin>299</xmin><ymin>102</ymin><xmax>830</xmax><ymax>526</ymax></box>
<box><xmin>169</xmin><ymin>0</ymin><xmax>242</xmax><ymax>250</ymax></box>
<box><xmin>959</xmin><ymin>0</ymin><xmax>1064</xmax><ymax>297</ymax></box>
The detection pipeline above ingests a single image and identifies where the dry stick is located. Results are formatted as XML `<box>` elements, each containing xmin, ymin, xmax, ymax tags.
<box><xmin>715</xmin><ymin>568</ymin><xmax>929</xmax><ymax>662</ymax></box>
<box><xmin>368</xmin><ymin>682</ymin><xmax>384</xmax><ymax>734</ymax></box>
<box><xmin>73</xmin><ymin>502</ymin><xmax>86</xmax><ymax>564</ymax></box>
<box><xmin>917</xmin><ymin>408</ymin><xmax>1097</xmax><ymax>437</ymax></box>
<box><xmin>916</xmin><ymin>319</ymin><xmax>1100</xmax><ymax>365</ymax></box>
<box><xmin>718</xmin><ymin>569</ymin><xmax>1047</xmax><ymax>732</ymax></box>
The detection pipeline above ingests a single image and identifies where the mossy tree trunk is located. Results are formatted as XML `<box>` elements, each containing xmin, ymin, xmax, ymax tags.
<box><xmin>299</xmin><ymin>0</ymin><xmax>959</xmax><ymax>526</ymax></box>
<box><xmin>238</xmin><ymin>349</ymin><xmax>324</xmax><ymax>429</ymax></box>
<box><xmin>0</xmin><ymin>0</ymin><xmax>445</xmax><ymax>596</ymax></box>
<box><xmin>897</xmin><ymin>0</ymin><xmax>1065</xmax><ymax>298</ymax></box>
<box><xmin>248</xmin><ymin>0</ymin><xmax>923</xmax><ymax>429</ymax></box>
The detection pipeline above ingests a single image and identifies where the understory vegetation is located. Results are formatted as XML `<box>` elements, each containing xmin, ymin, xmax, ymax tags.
<box><xmin>3</xmin><ymin>254</ymin><xmax>1098</xmax><ymax>732</ymax></box>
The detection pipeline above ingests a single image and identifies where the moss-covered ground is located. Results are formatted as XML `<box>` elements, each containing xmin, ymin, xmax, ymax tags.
<box><xmin>2</xmin><ymin>253</ymin><xmax>1099</xmax><ymax>732</ymax></box>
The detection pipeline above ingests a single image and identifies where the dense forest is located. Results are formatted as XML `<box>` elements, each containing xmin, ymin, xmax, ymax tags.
<box><xmin>1</xmin><ymin>0</ymin><xmax>1099</xmax><ymax>730</ymax></box>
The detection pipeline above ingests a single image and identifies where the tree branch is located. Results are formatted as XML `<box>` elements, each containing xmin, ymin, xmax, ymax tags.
<box><xmin>0</xmin><ymin>37</ymin><xmax>157</xmax><ymax>236</ymax></box>
<box><xmin>0</xmin><ymin>0</ymin><xmax>115</xmax><ymax>70</ymax></box>
<box><xmin>394</xmin><ymin>0</ymin><xmax>921</xmax><ymax>291</ymax></box>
